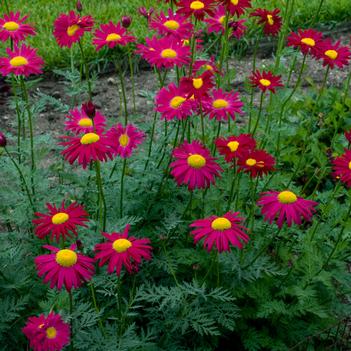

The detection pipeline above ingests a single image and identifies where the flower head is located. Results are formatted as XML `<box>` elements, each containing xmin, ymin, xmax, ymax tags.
<box><xmin>0</xmin><ymin>44</ymin><xmax>43</xmax><ymax>77</ymax></box>
<box><xmin>33</xmin><ymin>201</ymin><xmax>89</xmax><ymax>243</ymax></box>
<box><xmin>220</xmin><ymin>0</ymin><xmax>251</xmax><ymax>17</ymax></box>
<box><xmin>23</xmin><ymin>312</ymin><xmax>70</xmax><ymax>351</ymax></box>
<box><xmin>35</xmin><ymin>244</ymin><xmax>95</xmax><ymax>291</ymax></box>
<box><xmin>237</xmin><ymin>149</ymin><xmax>275</xmax><ymax>177</ymax></box>
<box><xmin>53</xmin><ymin>11</ymin><xmax>94</xmax><ymax>48</ymax></box>
<box><xmin>190</xmin><ymin>211</ymin><xmax>249</xmax><ymax>252</ymax></box>
<box><xmin>179</xmin><ymin>70</ymin><xmax>214</xmax><ymax>100</ymax></box>
<box><xmin>317</xmin><ymin>39</ymin><xmax>350</xmax><ymax>69</ymax></box>
<box><xmin>215</xmin><ymin>134</ymin><xmax>256</xmax><ymax>163</ymax></box>
<box><xmin>106</xmin><ymin>123</ymin><xmax>145</xmax><ymax>158</ymax></box>
<box><xmin>229</xmin><ymin>19</ymin><xmax>247</xmax><ymax>39</ymax></box>
<box><xmin>93</xmin><ymin>21</ymin><xmax>136</xmax><ymax>51</ymax></box>
<box><xmin>193</xmin><ymin>57</ymin><xmax>220</xmax><ymax>75</ymax></box>
<box><xmin>202</xmin><ymin>88</ymin><xmax>243</xmax><ymax>121</ymax></box>
<box><xmin>170</xmin><ymin>140</ymin><xmax>223</xmax><ymax>190</ymax></box>
<box><xmin>94</xmin><ymin>225</ymin><xmax>152</xmax><ymax>276</ymax></box>
<box><xmin>250</xmin><ymin>8</ymin><xmax>282</xmax><ymax>36</ymax></box>
<box><xmin>59</xmin><ymin>132</ymin><xmax>113</xmax><ymax>169</ymax></box>
<box><xmin>287</xmin><ymin>28</ymin><xmax>323</xmax><ymax>56</ymax></box>
<box><xmin>250</xmin><ymin>70</ymin><xmax>283</xmax><ymax>93</ymax></box>
<box><xmin>332</xmin><ymin>149</ymin><xmax>351</xmax><ymax>187</ymax></box>
<box><xmin>204</xmin><ymin>6</ymin><xmax>227</xmax><ymax>34</ymax></box>
<box><xmin>258</xmin><ymin>190</ymin><xmax>318</xmax><ymax>228</ymax></box>
<box><xmin>176</xmin><ymin>0</ymin><xmax>216</xmax><ymax>20</ymax></box>
<box><xmin>0</xmin><ymin>11</ymin><xmax>36</xmax><ymax>43</ymax></box>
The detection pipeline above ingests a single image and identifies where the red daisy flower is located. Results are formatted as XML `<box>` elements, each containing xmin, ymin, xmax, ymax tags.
<box><xmin>220</xmin><ymin>0</ymin><xmax>251</xmax><ymax>17</ymax></box>
<box><xmin>59</xmin><ymin>132</ymin><xmax>113</xmax><ymax>169</ymax></box>
<box><xmin>317</xmin><ymin>39</ymin><xmax>351</xmax><ymax>69</ymax></box>
<box><xmin>229</xmin><ymin>19</ymin><xmax>247</xmax><ymax>40</ymax></box>
<box><xmin>156</xmin><ymin>82</ymin><xmax>195</xmax><ymax>120</ymax></box>
<box><xmin>204</xmin><ymin>6</ymin><xmax>227</xmax><ymax>34</ymax></box>
<box><xmin>23</xmin><ymin>312</ymin><xmax>70</xmax><ymax>351</ymax></box>
<box><xmin>35</xmin><ymin>244</ymin><xmax>95</xmax><ymax>291</ymax></box>
<box><xmin>94</xmin><ymin>224</ymin><xmax>152</xmax><ymax>276</ymax></box>
<box><xmin>190</xmin><ymin>211</ymin><xmax>249</xmax><ymax>252</ymax></box>
<box><xmin>149</xmin><ymin>9</ymin><xmax>193</xmax><ymax>38</ymax></box>
<box><xmin>136</xmin><ymin>36</ymin><xmax>190</xmax><ymax>69</ymax></box>
<box><xmin>53</xmin><ymin>11</ymin><xmax>94</xmax><ymax>48</ymax></box>
<box><xmin>176</xmin><ymin>0</ymin><xmax>216</xmax><ymax>20</ymax></box>
<box><xmin>257</xmin><ymin>190</ymin><xmax>318</xmax><ymax>228</ymax></box>
<box><xmin>332</xmin><ymin>149</ymin><xmax>351</xmax><ymax>187</ymax></box>
<box><xmin>0</xmin><ymin>11</ymin><xmax>36</xmax><ymax>43</ymax></box>
<box><xmin>170</xmin><ymin>140</ymin><xmax>223</xmax><ymax>190</ymax></box>
<box><xmin>93</xmin><ymin>21</ymin><xmax>136</xmax><ymax>51</ymax></box>
<box><xmin>250</xmin><ymin>8</ymin><xmax>282</xmax><ymax>36</ymax></box>
<box><xmin>32</xmin><ymin>201</ymin><xmax>89</xmax><ymax>243</ymax></box>
<box><xmin>202</xmin><ymin>88</ymin><xmax>244</xmax><ymax>121</ymax></box>
<box><xmin>193</xmin><ymin>57</ymin><xmax>221</xmax><ymax>75</ymax></box>
<box><xmin>237</xmin><ymin>149</ymin><xmax>275</xmax><ymax>178</ymax></box>
<box><xmin>287</xmin><ymin>28</ymin><xmax>323</xmax><ymax>56</ymax></box>
<box><xmin>64</xmin><ymin>106</ymin><xmax>106</xmax><ymax>135</ymax></box>
<box><xmin>215</xmin><ymin>134</ymin><xmax>256</xmax><ymax>163</ymax></box>
<box><xmin>0</xmin><ymin>44</ymin><xmax>43</xmax><ymax>77</ymax></box>
<box><xmin>179</xmin><ymin>70</ymin><xmax>214</xmax><ymax>100</ymax></box>
<box><xmin>106</xmin><ymin>123</ymin><xmax>145</xmax><ymax>158</ymax></box>
<box><xmin>250</xmin><ymin>70</ymin><xmax>283</xmax><ymax>93</ymax></box>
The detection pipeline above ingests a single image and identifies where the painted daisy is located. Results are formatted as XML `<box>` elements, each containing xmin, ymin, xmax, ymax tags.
<box><xmin>176</xmin><ymin>0</ymin><xmax>216</xmax><ymax>20</ymax></box>
<box><xmin>229</xmin><ymin>19</ymin><xmax>247</xmax><ymax>40</ymax></box>
<box><xmin>237</xmin><ymin>149</ymin><xmax>275</xmax><ymax>178</ymax></box>
<box><xmin>204</xmin><ymin>6</ymin><xmax>227</xmax><ymax>34</ymax></box>
<box><xmin>170</xmin><ymin>140</ymin><xmax>223</xmax><ymax>190</ymax></box>
<box><xmin>250</xmin><ymin>70</ymin><xmax>283</xmax><ymax>93</ymax></box>
<box><xmin>287</xmin><ymin>28</ymin><xmax>323</xmax><ymax>56</ymax></box>
<box><xmin>220</xmin><ymin>0</ymin><xmax>251</xmax><ymax>17</ymax></box>
<box><xmin>317</xmin><ymin>39</ymin><xmax>350</xmax><ymax>69</ymax></box>
<box><xmin>35</xmin><ymin>244</ymin><xmax>95</xmax><ymax>291</ymax></box>
<box><xmin>332</xmin><ymin>149</ymin><xmax>351</xmax><ymax>187</ymax></box>
<box><xmin>179</xmin><ymin>70</ymin><xmax>214</xmax><ymax>100</ymax></box>
<box><xmin>94</xmin><ymin>224</ymin><xmax>152</xmax><ymax>276</ymax></box>
<box><xmin>257</xmin><ymin>190</ymin><xmax>318</xmax><ymax>228</ymax></box>
<box><xmin>250</xmin><ymin>8</ymin><xmax>282</xmax><ymax>36</ymax></box>
<box><xmin>193</xmin><ymin>57</ymin><xmax>221</xmax><ymax>75</ymax></box>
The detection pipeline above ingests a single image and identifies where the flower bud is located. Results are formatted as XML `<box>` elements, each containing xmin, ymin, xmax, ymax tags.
<box><xmin>138</xmin><ymin>7</ymin><xmax>154</xmax><ymax>20</ymax></box>
<box><xmin>76</xmin><ymin>0</ymin><xmax>83</xmax><ymax>12</ymax></box>
<box><xmin>82</xmin><ymin>101</ymin><xmax>96</xmax><ymax>119</ymax></box>
<box><xmin>0</xmin><ymin>132</ymin><xmax>7</xmax><ymax>147</ymax></box>
<box><xmin>121</xmin><ymin>16</ymin><xmax>132</xmax><ymax>28</ymax></box>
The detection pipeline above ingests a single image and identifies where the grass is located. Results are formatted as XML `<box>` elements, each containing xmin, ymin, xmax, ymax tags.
<box><xmin>1</xmin><ymin>0</ymin><xmax>351</xmax><ymax>69</ymax></box>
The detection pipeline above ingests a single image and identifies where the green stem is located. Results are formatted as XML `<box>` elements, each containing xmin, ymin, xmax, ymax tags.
<box><xmin>3</xmin><ymin>0</ymin><xmax>9</xmax><ymax>12</ymax></box>
<box><xmin>310</xmin><ymin>0</ymin><xmax>325</xmax><ymax>26</ymax></box>
<box><xmin>211</xmin><ymin>122</ymin><xmax>221</xmax><ymax>154</ymax></box>
<box><xmin>95</xmin><ymin>161</ymin><xmax>106</xmax><ymax>231</ymax></box>
<box><xmin>117</xmin><ymin>63</ymin><xmax>128</xmax><ymax>125</ymax></box>
<box><xmin>217</xmin><ymin>10</ymin><xmax>230</xmax><ymax>86</ymax></box>
<box><xmin>313</xmin><ymin>65</ymin><xmax>330</xmax><ymax>114</ymax></box>
<box><xmin>78</xmin><ymin>40</ymin><xmax>92</xmax><ymax>100</ymax></box>
<box><xmin>128</xmin><ymin>51</ymin><xmax>136</xmax><ymax>114</ymax></box>
<box><xmin>226</xmin><ymin>161</ymin><xmax>237</xmax><ymax>211</ymax></box>
<box><xmin>188</xmin><ymin>18</ymin><xmax>198</xmax><ymax>76</ymax></box>
<box><xmin>144</xmin><ymin>111</ymin><xmax>158</xmax><ymax>171</ymax></box>
<box><xmin>69</xmin><ymin>291</ymin><xmax>74</xmax><ymax>351</ymax></box>
<box><xmin>89</xmin><ymin>283</ymin><xmax>106</xmax><ymax>336</ymax></box>
<box><xmin>343</xmin><ymin>70</ymin><xmax>351</xmax><ymax>104</ymax></box>
<box><xmin>12</xmin><ymin>75</ymin><xmax>22</xmax><ymax>163</ymax></box>
<box><xmin>182</xmin><ymin>191</ymin><xmax>193</xmax><ymax>219</ymax></box>
<box><xmin>199</xmin><ymin>101</ymin><xmax>205</xmax><ymax>144</ymax></box>
<box><xmin>119</xmin><ymin>158</ymin><xmax>127</xmax><ymax>218</ymax></box>
<box><xmin>251</xmin><ymin>91</ymin><xmax>265</xmax><ymax>136</ymax></box>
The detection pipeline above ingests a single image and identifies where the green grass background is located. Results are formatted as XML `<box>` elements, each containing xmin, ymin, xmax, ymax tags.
<box><xmin>1</xmin><ymin>0</ymin><xmax>351</xmax><ymax>69</ymax></box>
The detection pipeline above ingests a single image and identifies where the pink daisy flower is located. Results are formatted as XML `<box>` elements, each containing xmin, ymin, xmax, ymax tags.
<box><xmin>35</xmin><ymin>244</ymin><xmax>95</xmax><ymax>291</ymax></box>
<box><xmin>59</xmin><ymin>132</ymin><xmax>113</xmax><ymax>169</ymax></box>
<box><xmin>170</xmin><ymin>140</ymin><xmax>223</xmax><ymax>190</ymax></box>
<box><xmin>64</xmin><ymin>106</ymin><xmax>106</xmax><ymax>134</ymax></box>
<box><xmin>193</xmin><ymin>57</ymin><xmax>221</xmax><ymax>75</ymax></box>
<box><xmin>317</xmin><ymin>39</ymin><xmax>351</xmax><ymax>69</ymax></box>
<box><xmin>204</xmin><ymin>6</ymin><xmax>227</xmax><ymax>34</ymax></box>
<box><xmin>53</xmin><ymin>11</ymin><xmax>94</xmax><ymax>48</ymax></box>
<box><xmin>149</xmin><ymin>9</ymin><xmax>193</xmax><ymax>38</ymax></box>
<box><xmin>220</xmin><ymin>0</ymin><xmax>251</xmax><ymax>17</ymax></box>
<box><xmin>176</xmin><ymin>0</ymin><xmax>216</xmax><ymax>20</ymax></box>
<box><xmin>287</xmin><ymin>28</ymin><xmax>323</xmax><ymax>56</ymax></box>
<box><xmin>215</xmin><ymin>134</ymin><xmax>256</xmax><ymax>163</ymax></box>
<box><xmin>106</xmin><ymin>123</ymin><xmax>145</xmax><ymax>158</ymax></box>
<box><xmin>179</xmin><ymin>70</ymin><xmax>214</xmax><ymax>100</ymax></box>
<box><xmin>93</xmin><ymin>21</ymin><xmax>136</xmax><ymax>51</ymax></box>
<box><xmin>32</xmin><ymin>201</ymin><xmax>89</xmax><ymax>243</ymax></box>
<box><xmin>190</xmin><ymin>211</ymin><xmax>249</xmax><ymax>252</ymax></box>
<box><xmin>229</xmin><ymin>19</ymin><xmax>247</xmax><ymax>40</ymax></box>
<box><xmin>23</xmin><ymin>312</ymin><xmax>70</xmax><ymax>351</ymax></box>
<box><xmin>156</xmin><ymin>82</ymin><xmax>195</xmax><ymax>120</ymax></box>
<box><xmin>94</xmin><ymin>224</ymin><xmax>152</xmax><ymax>276</ymax></box>
<box><xmin>250</xmin><ymin>8</ymin><xmax>282</xmax><ymax>37</ymax></box>
<box><xmin>0</xmin><ymin>44</ymin><xmax>43</xmax><ymax>77</ymax></box>
<box><xmin>250</xmin><ymin>70</ymin><xmax>283</xmax><ymax>94</ymax></box>
<box><xmin>257</xmin><ymin>190</ymin><xmax>318</xmax><ymax>228</ymax></box>
<box><xmin>202</xmin><ymin>88</ymin><xmax>244</xmax><ymax>121</ymax></box>
<box><xmin>136</xmin><ymin>36</ymin><xmax>190</xmax><ymax>69</ymax></box>
<box><xmin>0</xmin><ymin>11</ymin><xmax>36</xmax><ymax>43</ymax></box>
<box><xmin>237</xmin><ymin>149</ymin><xmax>275</xmax><ymax>178</ymax></box>
<box><xmin>332</xmin><ymin>149</ymin><xmax>351</xmax><ymax>187</ymax></box>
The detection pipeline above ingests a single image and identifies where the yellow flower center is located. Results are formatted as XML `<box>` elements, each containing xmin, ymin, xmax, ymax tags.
<box><xmin>80</xmin><ymin>132</ymin><xmax>100</xmax><ymax>145</ymax></box>
<box><xmin>231</xmin><ymin>0</ymin><xmax>239</xmax><ymax>5</ymax></box>
<box><xmin>78</xmin><ymin>118</ymin><xmax>93</xmax><ymax>127</ymax></box>
<box><xmin>190</xmin><ymin>1</ymin><xmax>205</xmax><ymax>10</ymax></box>
<box><xmin>259</xmin><ymin>79</ymin><xmax>271</xmax><ymax>87</ymax></box>
<box><xmin>46</xmin><ymin>327</ymin><xmax>57</xmax><ymax>339</ymax></box>
<box><xmin>187</xmin><ymin>154</ymin><xmax>206</xmax><ymax>169</ymax></box>
<box><xmin>192</xmin><ymin>78</ymin><xmax>203</xmax><ymax>89</ymax></box>
<box><xmin>246</xmin><ymin>158</ymin><xmax>256</xmax><ymax>166</ymax></box>
<box><xmin>267</xmin><ymin>14</ymin><xmax>274</xmax><ymax>25</ymax></box>
<box><xmin>3</xmin><ymin>21</ymin><xmax>20</xmax><ymax>31</ymax></box>
<box><xmin>106</xmin><ymin>33</ymin><xmax>121</xmax><ymax>42</ymax></box>
<box><xmin>163</xmin><ymin>20</ymin><xmax>180</xmax><ymax>30</ymax></box>
<box><xmin>119</xmin><ymin>134</ymin><xmax>129</xmax><ymax>147</ymax></box>
<box><xmin>325</xmin><ymin>49</ymin><xmax>338</xmax><ymax>60</ymax></box>
<box><xmin>301</xmin><ymin>37</ymin><xmax>315</xmax><ymax>47</ymax></box>
<box><xmin>277</xmin><ymin>190</ymin><xmax>298</xmax><ymax>204</ymax></box>
<box><xmin>9</xmin><ymin>56</ymin><xmax>28</xmax><ymax>67</ymax></box>
<box><xmin>112</xmin><ymin>238</ymin><xmax>132</xmax><ymax>253</ymax></box>
<box><xmin>219</xmin><ymin>16</ymin><xmax>225</xmax><ymax>24</ymax></box>
<box><xmin>348</xmin><ymin>161</ymin><xmax>351</xmax><ymax>170</ymax></box>
<box><xmin>211</xmin><ymin>217</ymin><xmax>232</xmax><ymax>231</ymax></box>
<box><xmin>55</xmin><ymin>249</ymin><xmax>78</xmax><ymax>267</ymax></box>
<box><xmin>51</xmin><ymin>212</ymin><xmax>69</xmax><ymax>225</ymax></box>
<box><xmin>161</xmin><ymin>49</ymin><xmax>177</xmax><ymax>59</ymax></box>
<box><xmin>67</xmin><ymin>24</ymin><xmax>79</xmax><ymax>37</ymax></box>
<box><xmin>170</xmin><ymin>96</ymin><xmax>186</xmax><ymax>109</ymax></box>
<box><xmin>182</xmin><ymin>39</ymin><xmax>190</xmax><ymax>46</ymax></box>
<box><xmin>227</xmin><ymin>141</ymin><xmax>239</xmax><ymax>152</ymax></box>
<box><xmin>212</xmin><ymin>99</ymin><xmax>229</xmax><ymax>109</ymax></box>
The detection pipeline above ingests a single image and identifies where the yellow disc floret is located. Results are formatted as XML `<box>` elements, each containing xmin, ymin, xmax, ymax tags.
<box><xmin>46</xmin><ymin>327</ymin><xmax>57</xmax><ymax>339</ymax></box>
<box><xmin>119</xmin><ymin>134</ymin><xmax>129</xmax><ymax>147</ymax></box>
<box><xmin>187</xmin><ymin>154</ymin><xmax>206</xmax><ymax>169</ymax></box>
<box><xmin>164</xmin><ymin>20</ymin><xmax>180</xmax><ymax>30</ymax></box>
<box><xmin>277</xmin><ymin>190</ymin><xmax>298</xmax><ymax>204</ymax></box>
<box><xmin>246</xmin><ymin>158</ymin><xmax>256</xmax><ymax>166</ymax></box>
<box><xmin>301</xmin><ymin>37</ymin><xmax>315</xmax><ymax>47</ymax></box>
<box><xmin>348</xmin><ymin>161</ymin><xmax>351</xmax><ymax>170</ymax></box>
<box><xmin>67</xmin><ymin>24</ymin><xmax>80</xmax><ymax>37</ymax></box>
<box><xmin>52</xmin><ymin>212</ymin><xmax>69</xmax><ymax>225</ymax></box>
<box><xmin>78</xmin><ymin>118</ymin><xmax>93</xmax><ymax>127</ymax></box>
<box><xmin>227</xmin><ymin>141</ymin><xmax>239</xmax><ymax>152</ymax></box>
<box><xmin>56</xmin><ymin>249</ymin><xmax>78</xmax><ymax>267</ymax></box>
<box><xmin>190</xmin><ymin>1</ymin><xmax>205</xmax><ymax>10</ymax></box>
<box><xmin>80</xmin><ymin>132</ymin><xmax>100</xmax><ymax>145</ymax></box>
<box><xmin>231</xmin><ymin>0</ymin><xmax>239</xmax><ymax>5</ymax></box>
<box><xmin>161</xmin><ymin>49</ymin><xmax>177</xmax><ymax>58</ymax></box>
<box><xmin>170</xmin><ymin>96</ymin><xmax>186</xmax><ymax>108</ymax></box>
<box><xmin>112</xmin><ymin>238</ymin><xmax>132</xmax><ymax>253</ymax></box>
<box><xmin>267</xmin><ymin>14</ymin><xmax>274</xmax><ymax>25</ymax></box>
<box><xmin>212</xmin><ymin>99</ymin><xmax>228</xmax><ymax>109</ymax></box>
<box><xmin>106</xmin><ymin>33</ymin><xmax>121</xmax><ymax>42</ymax></box>
<box><xmin>324</xmin><ymin>49</ymin><xmax>338</xmax><ymax>60</ymax></box>
<box><xmin>3</xmin><ymin>21</ymin><xmax>20</xmax><ymax>31</ymax></box>
<box><xmin>9</xmin><ymin>56</ymin><xmax>28</xmax><ymax>67</ymax></box>
<box><xmin>192</xmin><ymin>78</ymin><xmax>203</xmax><ymax>89</ymax></box>
<box><xmin>259</xmin><ymin>79</ymin><xmax>271</xmax><ymax>87</ymax></box>
<box><xmin>211</xmin><ymin>217</ymin><xmax>232</xmax><ymax>231</ymax></box>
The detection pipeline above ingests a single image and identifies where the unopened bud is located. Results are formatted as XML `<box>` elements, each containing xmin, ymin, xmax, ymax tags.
<box><xmin>76</xmin><ymin>0</ymin><xmax>83</xmax><ymax>12</ymax></box>
<box><xmin>82</xmin><ymin>101</ymin><xmax>96</xmax><ymax>119</ymax></box>
<box><xmin>0</xmin><ymin>132</ymin><xmax>7</xmax><ymax>147</ymax></box>
<box><xmin>121</xmin><ymin>16</ymin><xmax>132</xmax><ymax>28</ymax></box>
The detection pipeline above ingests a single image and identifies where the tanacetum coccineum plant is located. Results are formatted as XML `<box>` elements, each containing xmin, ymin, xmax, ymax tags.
<box><xmin>1</xmin><ymin>0</ymin><xmax>351</xmax><ymax>350</ymax></box>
